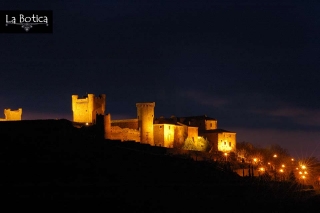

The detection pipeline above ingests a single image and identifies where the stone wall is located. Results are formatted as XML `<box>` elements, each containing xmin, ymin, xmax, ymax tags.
<box><xmin>111</xmin><ymin>119</ymin><xmax>138</xmax><ymax>129</ymax></box>
<box><xmin>110</xmin><ymin>126</ymin><xmax>140</xmax><ymax>142</ymax></box>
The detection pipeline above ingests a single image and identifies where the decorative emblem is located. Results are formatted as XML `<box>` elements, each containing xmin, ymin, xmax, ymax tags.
<box><xmin>6</xmin><ymin>22</ymin><xmax>49</xmax><ymax>32</ymax></box>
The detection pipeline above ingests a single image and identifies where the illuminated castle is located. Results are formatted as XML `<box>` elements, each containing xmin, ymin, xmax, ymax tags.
<box><xmin>72</xmin><ymin>94</ymin><xmax>106</xmax><ymax>124</ymax></box>
<box><xmin>71</xmin><ymin>93</ymin><xmax>236</xmax><ymax>153</ymax></box>
<box><xmin>0</xmin><ymin>108</ymin><xmax>22</xmax><ymax>121</ymax></box>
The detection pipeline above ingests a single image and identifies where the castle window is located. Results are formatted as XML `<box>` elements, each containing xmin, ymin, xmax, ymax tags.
<box><xmin>160</xmin><ymin>126</ymin><xmax>162</xmax><ymax>128</ymax></box>
<box><xmin>169</xmin><ymin>126</ymin><xmax>170</xmax><ymax>130</ymax></box>
<box><xmin>229</xmin><ymin>142</ymin><xmax>231</xmax><ymax>147</ymax></box>
<box><xmin>210</xmin><ymin>123</ymin><xmax>212</xmax><ymax>127</ymax></box>
<box><xmin>224</xmin><ymin>142</ymin><xmax>226</xmax><ymax>145</ymax></box>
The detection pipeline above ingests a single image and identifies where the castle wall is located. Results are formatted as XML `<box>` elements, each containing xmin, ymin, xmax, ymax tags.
<box><xmin>4</xmin><ymin>108</ymin><xmax>22</xmax><ymax>121</ymax></box>
<box><xmin>136</xmin><ymin>102</ymin><xmax>155</xmax><ymax>145</ymax></box>
<box><xmin>92</xmin><ymin>94</ymin><xmax>106</xmax><ymax>123</ymax></box>
<box><xmin>174</xmin><ymin>125</ymin><xmax>185</xmax><ymax>148</ymax></box>
<box><xmin>205</xmin><ymin>120</ymin><xmax>217</xmax><ymax>130</ymax></box>
<box><xmin>199</xmin><ymin>132</ymin><xmax>219</xmax><ymax>152</ymax></box>
<box><xmin>111</xmin><ymin>119</ymin><xmax>138</xmax><ymax>129</ymax></box>
<box><xmin>154</xmin><ymin>124</ymin><xmax>178</xmax><ymax>148</ymax></box>
<box><xmin>187</xmin><ymin>126</ymin><xmax>198</xmax><ymax>142</ymax></box>
<box><xmin>163</xmin><ymin>124</ymin><xmax>175</xmax><ymax>148</ymax></box>
<box><xmin>217</xmin><ymin>132</ymin><xmax>236</xmax><ymax>153</ymax></box>
<box><xmin>110</xmin><ymin>126</ymin><xmax>140</xmax><ymax>142</ymax></box>
<box><xmin>199</xmin><ymin>131</ymin><xmax>236</xmax><ymax>153</ymax></box>
<box><xmin>153</xmin><ymin>124</ymin><xmax>164</xmax><ymax>147</ymax></box>
<box><xmin>72</xmin><ymin>94</ymin><xmax>105</xmax><ymax>124</ymax></box>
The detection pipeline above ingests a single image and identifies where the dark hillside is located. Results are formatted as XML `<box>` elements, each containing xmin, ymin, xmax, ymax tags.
<box><xmin>0</xmin><ymin>120</ymin><xmax>317</xmax><ymax>212</ymax></box>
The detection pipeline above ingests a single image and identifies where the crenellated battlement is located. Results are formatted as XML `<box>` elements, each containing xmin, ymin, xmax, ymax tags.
<box><xmin>72</xmin><ymin>93</ymin><xmax>105</xmax><ymax>124</ymax></box>
<box><xmin>0</xmin><ymin>108</ymin><xmax>22</xmax><ymax>121</ymax></box>
<box><xmin>136</xmin><ymin>102</ymin><xmax>155</xmax><ymax>108</ymax></box>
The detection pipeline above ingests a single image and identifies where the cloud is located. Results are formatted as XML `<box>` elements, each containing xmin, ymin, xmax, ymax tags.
<box><xmin>254</xmin><ymin>105</ymin><xmax>320</xmax><ymax>128</ymax></box>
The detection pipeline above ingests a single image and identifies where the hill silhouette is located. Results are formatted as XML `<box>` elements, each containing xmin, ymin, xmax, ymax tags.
<box><xmin>0</xmin><ymin>120</ymin><xmax>319</xmax><ymax>212</ymax></box>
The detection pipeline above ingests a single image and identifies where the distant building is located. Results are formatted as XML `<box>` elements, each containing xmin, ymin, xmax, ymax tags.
<box><xmin>102</xmin><ymin>102</ymin><xmax>236</xmax><ymax>153</ymax></box>
<box><xmin>199</xmin><ymin>129</ymin><xmax>236</xmax><ymax>153</ymax></box>
<box><xmin>0</xmin><ymin>108</ymin><xmax>22</xmax><ymax>121</ymax></box>
<box><xmin>70</xmin><ymin>93</ymin><xmax>236</xmax><ymax>153</ymax></box>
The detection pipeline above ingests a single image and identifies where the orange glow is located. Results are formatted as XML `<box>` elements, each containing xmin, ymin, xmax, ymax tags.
<box><xmin>273</xmin><ymin>154</ymin><xmax>277</xmax><ymax>158</ymax></box>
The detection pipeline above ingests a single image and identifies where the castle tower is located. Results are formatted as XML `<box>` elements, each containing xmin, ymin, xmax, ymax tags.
<box><xmin>136</xmin><ymin>102</ymin><xmax>155</xmax><ymax>145</ymax></box>
<box><xmin>72</xmin><ymin>94</ymin><xmax>106</xmax><ymax>124</ymax></box>
<box><xmin>4</xmin><ymin>108</ymin><xmax>22</xmax><ymax>121</ymax></box>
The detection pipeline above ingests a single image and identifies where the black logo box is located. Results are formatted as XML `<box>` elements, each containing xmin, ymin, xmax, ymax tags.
<box><xmin>0</xmin><ymin>10</ymin><xmax>52</xmax><ymax>33</ymax></box>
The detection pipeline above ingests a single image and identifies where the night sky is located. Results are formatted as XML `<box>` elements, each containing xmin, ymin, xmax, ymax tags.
<box><xmin>1</xmin><ymin>1</ymin><xmax>320</xmax><ymax>159</ymax></box>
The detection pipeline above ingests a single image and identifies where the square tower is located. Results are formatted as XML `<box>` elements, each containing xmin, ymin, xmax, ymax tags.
<box><xmin>4</xmin><ymin>108</ymin><xmax>22</xmax><ymax>121</ymax></box>
<box><xmin>72</xmin><ymin>94</ymin><xmax>106</xmax><ymax>124</ymax></box>
<box><xmin>136</xmin><ymin>102</ymin><xmax>155</xmax><ymax>145</ymax></box>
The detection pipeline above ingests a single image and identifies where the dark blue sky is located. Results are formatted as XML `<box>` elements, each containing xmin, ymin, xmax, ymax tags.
<box><xmin>1</xmin><ymin>1</ymin><xmax>320</xmax><ymax>159</ymax></box>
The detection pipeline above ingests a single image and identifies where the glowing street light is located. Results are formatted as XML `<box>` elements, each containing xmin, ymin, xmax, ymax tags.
<box><xmin>224</xmin><ymin>152</ymin><xmax>228</xmax><ymax>161</ymax></box>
